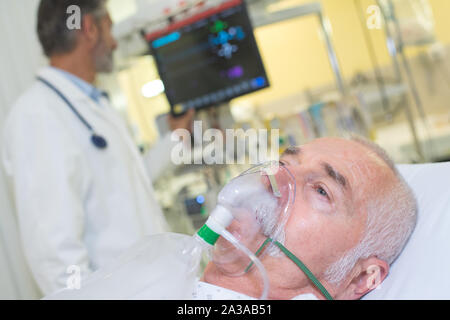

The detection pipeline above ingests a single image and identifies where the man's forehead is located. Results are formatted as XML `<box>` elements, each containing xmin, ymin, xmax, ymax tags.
<box><xmin>282</xmin><ymin>139</ymin><xmax>371</xmax><ymax>163</ymax></box>
<box><xmin>281</xmin><ymin>141</ymin><xmax>376</xmax><ymax>187</ymax></box>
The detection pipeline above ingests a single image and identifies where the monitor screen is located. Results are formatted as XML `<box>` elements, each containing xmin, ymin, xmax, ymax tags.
<box><xmin>147</xmin><ymin>0</ymin><xmax>269</xmax><ymax>116</ymax></box>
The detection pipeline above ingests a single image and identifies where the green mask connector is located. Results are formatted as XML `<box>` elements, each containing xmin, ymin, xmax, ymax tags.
<box><xmin>197</xmin><ymin>224</ymin><xmax>220</xmax><ymax>246</ymax></box>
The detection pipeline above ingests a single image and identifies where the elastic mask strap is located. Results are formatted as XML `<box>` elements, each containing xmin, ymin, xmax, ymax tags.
<box><xmin>245</xmin><ymin>238</ymin><xmax>333</xmax><ymax>300</ymax></box>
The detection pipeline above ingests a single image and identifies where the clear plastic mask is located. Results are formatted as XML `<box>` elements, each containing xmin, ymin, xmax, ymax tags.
<box><xmin>211</xmin><ymin>161</ymin><xmax>296</xmax><ymax>276</ymax></box>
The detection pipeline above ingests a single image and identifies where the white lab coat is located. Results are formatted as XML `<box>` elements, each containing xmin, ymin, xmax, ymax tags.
<box><xmin>1</xmin><ymin>67</ymin><xmax>174</xmax><ymax>295</ymax></box>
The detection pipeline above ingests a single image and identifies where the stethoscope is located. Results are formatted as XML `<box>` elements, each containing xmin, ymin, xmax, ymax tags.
<box><xmin>37</xmin><ymin>77</ymin><xmax>108</xmax><ymax>150</ymax></box>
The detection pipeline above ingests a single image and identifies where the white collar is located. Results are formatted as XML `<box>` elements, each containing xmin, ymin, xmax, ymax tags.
<box><xmin>192</xmin><ymin>280</ymin><xmax>318</xmax><ymax>300</ymax></box>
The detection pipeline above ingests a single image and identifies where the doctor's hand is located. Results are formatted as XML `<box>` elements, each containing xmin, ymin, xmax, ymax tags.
<box><xmin>168</xmin><ymin>108</ymin><xmax>195</xmax><ymax>133</ymax></box>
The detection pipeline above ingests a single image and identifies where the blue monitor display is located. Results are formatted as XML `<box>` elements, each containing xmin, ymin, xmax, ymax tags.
<box><xmin>147</xmin><ymin>0</ymin><xmax>270</xmax><ymax>116</ymax></box>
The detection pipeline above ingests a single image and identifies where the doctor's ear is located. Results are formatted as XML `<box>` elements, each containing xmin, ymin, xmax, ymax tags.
<box><xmin>80</xmin><ymin>14</ymin><xmax>101</xmax><ymax>46</ymax></box>
<box><xmin>346</xmin><ymin>257</ymin><xmax>389</xmax><ymax>299</ymax></box>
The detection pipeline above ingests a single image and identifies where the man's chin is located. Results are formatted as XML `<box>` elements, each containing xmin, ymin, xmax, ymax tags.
<box><xmin>94</xmin><ymin>54</ymin><xmax>115</xmax><ymax>74</ymax></box>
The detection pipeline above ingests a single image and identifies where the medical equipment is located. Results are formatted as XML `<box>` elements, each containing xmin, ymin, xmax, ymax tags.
<box><xmin>196</xmin><ymin>161</ymin><xmax>297</xmax><ymax>299</ymax></box>
<box><xmin>36</xmin><ymin>77</ymin><xmax>108</xmax><ymax>149</ymax></box>
<box><xmin>204</xmin><ymin>161</ymin><xmax>296</xmax><ymax>277</ymax></box>
<box><xmin>146</xmin><ymin>0</ymin><xmax>269</xmax><ymax>117</ymax></box>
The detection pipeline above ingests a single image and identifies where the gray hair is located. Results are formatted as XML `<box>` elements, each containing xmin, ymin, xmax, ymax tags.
<box><xmin>37</xmin><ymin>0</ymin><xmax>107</xmax><ymax>57</ymax></box>
<box><xmin>323</xmin><ymin>136</ymin><xmax>418</xmax><ymax>284</ymax></box>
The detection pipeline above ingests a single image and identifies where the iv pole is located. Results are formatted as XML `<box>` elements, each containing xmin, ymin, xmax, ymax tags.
<box><xmin>377</xmin><ymin>0</ymin><xmax>430</xmax><ymax>161</ymax></box>
<box><xmin>353</xmin><ymin>0</ymin><xmax>427</xmax><ymax>162</ymax></box>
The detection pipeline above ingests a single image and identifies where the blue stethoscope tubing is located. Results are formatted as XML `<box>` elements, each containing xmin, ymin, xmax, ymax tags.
<box><xmin>37</xmin><ymin>76</ymin><xmax>108</xmax><ymax>149</ymax></box>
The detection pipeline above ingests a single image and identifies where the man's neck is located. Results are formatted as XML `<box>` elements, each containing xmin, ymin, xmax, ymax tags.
<box><xmin>50</xmin><ymin>52</ymin><xmax>96</xmax><ymax>84</ymax></box>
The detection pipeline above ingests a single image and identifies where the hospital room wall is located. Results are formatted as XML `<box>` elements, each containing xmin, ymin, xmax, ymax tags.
<box><xmin>0</xmin><ymin>0</ymin><xmax>44</xmax><ymax>299</ymax></box>
<box><xmin>232</xmin><ymin>0</ymin><xmax>450</xmax><ymax>109</ymax></box>
<box><xmin>0</xmin><ymin>0</ymin><xmax>44</xmax><ymax>119</ymax></box>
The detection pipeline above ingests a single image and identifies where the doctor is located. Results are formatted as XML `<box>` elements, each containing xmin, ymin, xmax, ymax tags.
<box><xmin>2</xmin><ymin>0</ymin><xmax>194</xmax><ymax>295</ymax></box>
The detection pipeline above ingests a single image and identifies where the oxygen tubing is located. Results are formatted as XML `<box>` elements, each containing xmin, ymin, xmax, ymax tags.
<box><xmin>246</xmin><ymin>238</ymin><xmax>333</xmax><ymax>300</ymax></box>
<box><xmin>217</xmin><ymin>227</ymin><xmax>270</xmax><ymax>300</ymax></box>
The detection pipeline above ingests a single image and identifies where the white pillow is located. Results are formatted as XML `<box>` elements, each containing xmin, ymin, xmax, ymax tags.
<box><xmin>363</xmin><ymin>162</ymin><xmax>450</xmax><ymax>300</ymax></box>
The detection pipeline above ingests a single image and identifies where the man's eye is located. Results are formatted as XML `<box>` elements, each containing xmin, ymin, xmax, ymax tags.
<box><xmin>316</xmin><ymin>186</ymin><xmax>328</xmax><ymax>198</ymax></box>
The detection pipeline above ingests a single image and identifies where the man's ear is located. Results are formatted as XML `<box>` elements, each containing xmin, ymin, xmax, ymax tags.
<box><xmin>81</xmin><ymin>14</ymin><xmax>100</xmax><ymax>47</ymax></box>
<box><xmin>341</xmin><ymin>257</ymin><xmax>389</xmax><ymax>299</ymax></box>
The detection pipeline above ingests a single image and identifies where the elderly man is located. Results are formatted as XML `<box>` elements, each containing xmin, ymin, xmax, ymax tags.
<box><xmin>199</xmin><ymin>136</ymin><xmax>417</xmax><ymax>300</ymax></box>
<box><xmin>46</xmin><ymin>136</ymin><xmax>417</xmax><ymax>300</ymax></box>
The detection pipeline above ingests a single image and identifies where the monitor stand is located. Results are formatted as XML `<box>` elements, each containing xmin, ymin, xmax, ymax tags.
<box><xmin>194</xmin><ymin>102</ymin><xmax>235</xmax><ymax>134</ymax></box>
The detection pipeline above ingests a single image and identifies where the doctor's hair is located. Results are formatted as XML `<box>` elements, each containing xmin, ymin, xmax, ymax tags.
<box><xmin>37</xmin><ymin>0</ymin><xmax>108</xmax><ymax>57</ymax></box>
<box><xmin>323</xmin><ymin>136</ymin><xmax>418</xmax><ymax>284</ymax></box>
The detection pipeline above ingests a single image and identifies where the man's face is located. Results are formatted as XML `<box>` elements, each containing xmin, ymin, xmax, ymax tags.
<box><xmin>270</xmin><ymin>138</ymin><xmax>392</xmax><ymax>289</ymax></box>
<box><xmin>93</xmin><ymin>12</ymin><xmax>117</xmax><ymax>73</ymax></box>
